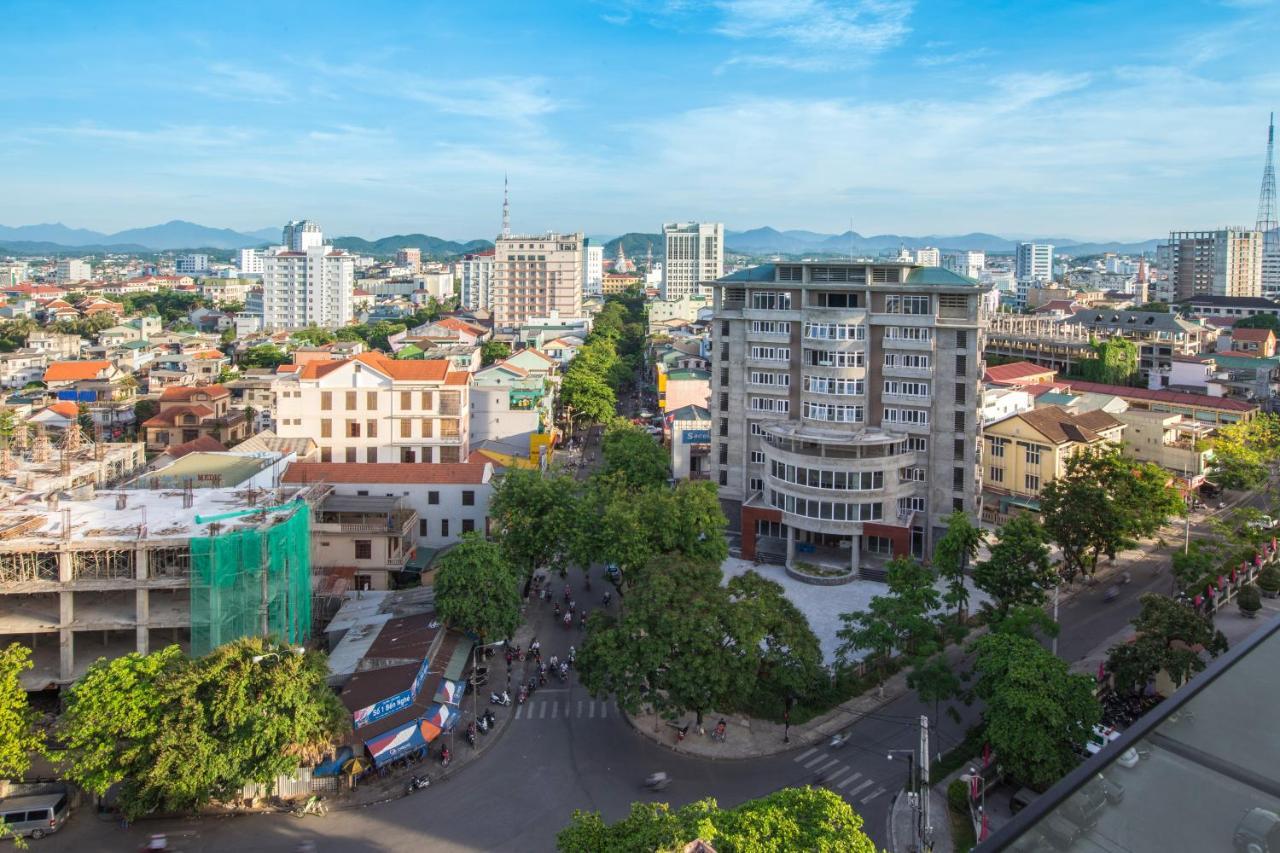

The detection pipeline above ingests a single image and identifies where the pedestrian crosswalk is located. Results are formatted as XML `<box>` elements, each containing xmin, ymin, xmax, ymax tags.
<box><xmin>792</xmin><ymin>747</ymin><xmax>888</xmax><ymax>805</ymax></box>
<box><xmin>513</xmin><ymin>697</ymin><xmax>610</xmax><ymax>721</ymax></box>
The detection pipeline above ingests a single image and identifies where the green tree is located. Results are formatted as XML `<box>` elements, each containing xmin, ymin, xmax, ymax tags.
<box><xmin>1207</xmin><ymin>414</ymin><xmax>1280</xmax><ymax>491</ymax></box>
<box><xmin>434</xmin><ymin>534</ymin><xmax>521</xmax><ymax>642</ymax></box>
<box><xmin>1078</xmin><ymin>337</ymin><xmax>1139</xmax><ymax>385</ymax></box>
<box><xmin>557</xmin><ymin>788</ymin><xmax>877</xmax><ymax>853</ymax></box>
<box><xmin>579</xmin><ymin>559</ymin><xmax>752</xmax><ymax>727</ymax></box>
<box><xmin>0</xmin><ymin>644</ymin><xmax>43</xmax><ymax>780</ymax></box>
<box><xmin>907</xmin><ymin>652</ymin><xmax>962</xmax><ymax>731</ymax></box>
<box><xmin>1040</xmin><ymin>447</ymin><xmax>1137</xmax><ymax>582</ymax></box>
<box><xmin>480</xmin><ymin>340</ymin><xmax>511</xmax><ymax>366</ymax></box>
<box><xmin>973</xmin><ymin>514</ymin><xmax>1056</xmax><ymax>619</ymax></box>
<box><xmin>133</xmin><ymin>399</ymin><xmax>159</xmax><ymax>427</ymax></box>
<box><xmin>1105</xmin><ymin>593</ymin><xmax>1228</xmax><ymax>697</ymax></box>
<box><xmin>291</xmin><ymin>327</ymin><xmax>336</xmax><ymax>347</ymax></box>
<box><xmin>972</xmin><ymin>633</ymin><xmax>1101</xmax><ymax>789</ymax></box>
<box><xmin>560</xmin><ymin>368</ymin><xmax>617</xmax><ymax>425</ymax></box>
<box><xmin>837</xmin><ymin>557</ymin><xmax>940</xmax><ymax>668</ymax></box>
<box><xmin>488</xmin><ymin>469</ymin><xmax>579</xmax><ymax>578</ymax></box>
<box><xmin>1234</xmin><ymin>314</ymin><xmax>1280</xmax><ymax>332</ymax></box>
<box><xmin>1134</xmin><ymin>302</ymin><xmax>1170</xmax><ymax>313</ymax></box>
<box><xmin>602</xmin><ymin>423</ymin><xmax>669</xmax><ymax>490</ymax></box>
<box><xmin>727</xmin><ymin>571</ymin><xmax>824</xmax><ymax>703</ymax></box>
<box><xmin>1170</xmin><ymin>540</ymin><xmax>1221</xmax><ymax>596</ymax></box>
<box><xmin>238</xmin><ymin>344</ymin><xmax>291</xmax><ymax>370</ymax></box>
<box><xmin>932</xmin><ymin>510</ymin><xmax>984</xmax><ymax>621</ymax></box>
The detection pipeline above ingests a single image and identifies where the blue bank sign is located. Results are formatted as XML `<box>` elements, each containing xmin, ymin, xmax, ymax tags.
<box><xmin>682</xmin><ymin>429</ymin><xmax>711</xmax><ymax>445</ymax></box>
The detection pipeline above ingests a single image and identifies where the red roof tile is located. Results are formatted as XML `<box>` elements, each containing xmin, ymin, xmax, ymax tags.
<box><xmin>164</xmin><ymin>435</ymin><xmax>228</xmax><ymax>457</ymax></box>
<box><xmin>1062</xmin><ymin>379</ymin><xmax>1258</xmax><ymax>412</ymax></box>
<box><xmin>160</xmin><ymin>385</ymin><xmax>230</xmax><ymax>402</ymax></box>
<box><xmin>43</xmin><ymin>360</ymin><xmax>111</xmax><ymax>382</ymax></box>
<box><xmin>282</xmin><ymin>462</ymin><xmax>491</xmax><ymax>485</ymax></box>
<box><xmin>984</xmin><ymin>361</ymin><xmax>1058</xmax><ymax>385</ymax></box>
<box><xmin>297</xmin><ymin>351</ymin><xmax>451</xmax><ymax>382</ymax></box>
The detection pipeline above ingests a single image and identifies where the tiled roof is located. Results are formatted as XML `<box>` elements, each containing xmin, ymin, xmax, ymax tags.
<box><xmin>1063</xmin><ymin>379</ymin><xmax>1258</xmax><ymax>412</ymax></box>
<box><xmin>984</xmin><ymin>361</ymin><xmax>1056</xmax><ymax>384</ymax></box>
<box><xmin>1232</xmin><ymin>328</ymin><xmax>1274</xmax><ymax>342</ymax></box>
<box><xmin>160</xmin><ymin>385</ymin><xmax>230</xmax><ymax>402</ymax></box>
<box><xmin>143</xmin><ymin>404</ymin><xmax>215</xmax><ymax>427</ymax></box>
<box><xmin>41</xmin><ymin>402</ymin><xmax>80</xmax><ymax>419</ymax></box>
<box><xmin>1015</xmin><ymin>405</ymin><xmax>1117</xmax><ymax>445</ymax></box>
<box><xmin>43</xmin><ymin>360</ymin><xmax>110</xmax><ymax>382</ymax></box>
<box><xmin>282</xmin><ymin>462</ymin><xmax>491</xmax><ymax>485</ymax></box>
<box><xmin>164</xmin><ymin>435</ymin><xmax>228</xmax><ymax>458</ymax></box>
<box><xmin>297</xmin><ymin>351</ymin><xmax>451</xmax><ymax>382</ymax></box>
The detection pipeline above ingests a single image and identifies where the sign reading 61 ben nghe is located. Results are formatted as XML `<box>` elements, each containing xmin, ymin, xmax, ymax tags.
<box><xmin>353</xmin><ymin>688</ymin><xmax>414</xmax><ymax>729</ymax></box>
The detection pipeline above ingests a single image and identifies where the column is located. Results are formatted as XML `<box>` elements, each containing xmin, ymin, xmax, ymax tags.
<box><xmin>58</xmin><ymin>550</ymin><xmax>73</xmax><ymax>682</ymax></box>
<box><xmin>786</xmin><ymin>526</ymin><xmax>795</xmax><ymax>568</ymax></box>
<box><xmin>850</xmin><ymin>534</ymin><xmax>861</xmax><ymax>575</ymax></box>
<box><xmin>135</xmin><ymin>547</ymin><xmax>150</xmax><ymax>656</ymax></box>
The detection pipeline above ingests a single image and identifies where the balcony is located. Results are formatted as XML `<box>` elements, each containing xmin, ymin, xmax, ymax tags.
<box><xmin>313</xmin><ymin>495</ymin><xmax>417</xmax><ymax>536</ymax></box>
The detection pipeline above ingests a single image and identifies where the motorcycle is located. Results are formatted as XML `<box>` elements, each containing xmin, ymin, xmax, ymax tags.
<box><xmin>829</xmin><ymin>733</ymin><xmax>849</xmax><ymax>749</ymax></box>
<box><xmin>1105</xmin><ymin>585</ymin><xmax>1120</xmax><ymax>602</ymax></box>
<box><xmin>643</xmin><ymin>772</ymin><xmax>671</xmax><ymax>791</ymax></box>
<box><xmin>517</xmin><ymin>686</ymin><xmax>528</xmax><ymax>705</ymax></box>
<box><xmin>490</xmin><ymin>691</ymin><xmax>511</xmax><ymax>706</ymax></box>
<box><xmin>440</xmin><ymin>748</ymin><xmax>452</xmax><ymax>768</ymax></box>
<box><xmin>476</xmin><ymin>715</ymin><xmax>490</xmax><ymax>734</ymax></box>
<box><xmin>465</xmin><ymin>726</ymin><xmax>477</xmax><ymax>747</ymax></box>
<box><xmin>407</xmin><ymin>775</ymin><xmax>430</xmax><ymax>794</ymax></box>
<box><xmin>483</xmin><ymin>709</ymin><xmax>496</xmax><ymax>728</ymax></box>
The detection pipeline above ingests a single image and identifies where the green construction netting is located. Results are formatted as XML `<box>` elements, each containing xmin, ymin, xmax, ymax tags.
<box><xmin>189</xmin><ymin>505</ymin><xmax>312</xmax><ymax>657</ymax></box>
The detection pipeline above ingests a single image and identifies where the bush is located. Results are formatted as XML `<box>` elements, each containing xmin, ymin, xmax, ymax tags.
<box><xmin>1238</xmin><ymin>583</ymin><xmax>1262</xmax><ymax>616</ymax></box>
<box><xmin>948</xmin><ymin>778</ymin><xmax>971</xmax><ymax>813</ymax></box>
<box><xmin>1258</xmin><ymin>566</ymin><xmax>1280</xmax><ymax>595</ymax></box>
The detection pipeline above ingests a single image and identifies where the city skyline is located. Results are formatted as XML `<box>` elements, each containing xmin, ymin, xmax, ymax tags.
<box><xmin>3</xmin><ymin>0</ymin><xmax>1280</xmax><ymax>240</ymax></box>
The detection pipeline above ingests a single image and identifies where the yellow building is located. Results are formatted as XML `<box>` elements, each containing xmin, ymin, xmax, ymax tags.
<box><xmin>982</xmin><ymin>405</ymin><xmax>1125</xmax><ymax>514</ymax></box>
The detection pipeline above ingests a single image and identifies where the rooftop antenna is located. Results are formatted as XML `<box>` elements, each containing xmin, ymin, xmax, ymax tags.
<box><xmin>501</xmin><ymin>173</ymin><xmax>512</xmax><ymax>239</ymax></box>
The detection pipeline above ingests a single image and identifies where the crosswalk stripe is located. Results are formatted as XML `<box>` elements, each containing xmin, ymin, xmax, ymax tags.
<box><xmin>600</xmin><ymin>703</ymin><xmax>607</xmax><ymax>718</ymax></box>
<box><xmin>794</xmin><ymin>747</ymin><xmax>819</xmax><ymax>763</ymax></box>
<box><xmin>588</xmin><ymin>701</ymin><xmax>595</xmax><ymax>718</ymax></box>
<box><xmin>835</xmin><ymin>771</ymin><xmax>862</xmax><ymax>790</ymax></box>
<box><xmin>861</xmin><ymin>788</ymin><xmax>886</xmax><ymax>805</ymax></box>
<box><xmin>803</xmin><ymin>754</ymin><xmax>828</xmax><ymax>769</ymax></box>
<box><xmin>515</xmin><ymin>704</ymin><xmax>524</xmax><ymax>719</ymax></box>
<box><xmin>551</xmin><ymin>701</ymin><xmax>559</xmax><ymax>719</ymax></box>
<box><xmin>577</xmin><ymin>700</ymin><xmax>583</xmax><ymax>717</ymax></box>
<box><xmin>539</xmin><ymin>701</ymin><xmax>547</xmax><ymax>719</ymax></box>
<box><xmin>816</xmin><ymin>759</ymin><xmax>842</xmax><ymax>774</ymax></box>
<box><xmin>848</xmin><ymin>779</ymin><xmax>874</xmax><ymax>797</ymax></box>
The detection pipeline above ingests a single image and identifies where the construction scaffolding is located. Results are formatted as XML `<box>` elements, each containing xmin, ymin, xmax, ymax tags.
<box><xmin>188</xmin><ymin>506</ymin><xmax>312</xmax><ymax>657</ymax></box>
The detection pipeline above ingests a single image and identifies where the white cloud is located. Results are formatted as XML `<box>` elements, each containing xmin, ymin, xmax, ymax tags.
<box><xmin>712</xmin><ymin>0</ymin><xmax>913</xmax><ymax>51</ymax></box>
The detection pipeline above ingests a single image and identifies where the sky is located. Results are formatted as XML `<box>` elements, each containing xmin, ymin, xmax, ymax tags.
<box><xmin>3</xmin><ymin>0</ymin><xmax>1280</xmax><ymax>241</ymax></box>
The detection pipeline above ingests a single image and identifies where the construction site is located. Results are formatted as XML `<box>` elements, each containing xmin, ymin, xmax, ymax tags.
<box><xmin>0</xmin><ymin>423</ymin><xmax>324</xmax><ymax>689</ymax></box>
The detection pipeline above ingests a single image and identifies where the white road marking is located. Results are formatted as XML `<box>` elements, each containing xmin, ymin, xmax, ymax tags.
<box><xmin>515</xmin><ymin>705</ymin><xmax>524</xmax><ymax>719</ymax></box>
<box><xmin>861</xmin><ymin>788</ymin><xmax>886</xmax><ymax>804</ymax></box>
<box><xmin>803</xmin><ymin>754</ymin><xmax>829</xmax><ymax>769</ymax></box>
<box><xmin>577</xmin><ymin>700</ymin><xmax>583</xmax><ymax>717</ymax></box>
<box><xmin>551</xmin><ymin>702</ymin><xmax>559</xmax><ymax>719</ymax></box>
<box><xmin>848</xmin><ymin>779</ymin><xmax>874</xmax><ymax>797</ymax></box>
<box><xmin>829</xmin><ymin>769</ymin><xmax>858</xmax><ymax>787</ymax></box>
<box><xmin>794</xmin><ymin>748</ymin><xmax>819</xmax><ymax>763</ymax></box>
<box><xmin>588</xmin><ymin>702</ymin><xmax>596</xmax><ymax>718</ymax></box>
<box><xmin>600</xmin><ymin>704</ymin><xmax>607</xmax><ymax>718</ymax></box>
<box><xmin>815</xmin><ymin>759</ymin><xmax>842</xmax><ymax>774</ymax></box>
<box><xmin>836</xmin><ymin>772</ymin><xmax>863</xmax><ymax>791</ymax></box>
<box><xmin>539</xmin><ymin>702</ymin><xmax>547</xmax><ymax>719</ymax></box>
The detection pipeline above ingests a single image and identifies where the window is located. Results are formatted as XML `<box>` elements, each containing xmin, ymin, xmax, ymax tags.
<box><xmin>462</xmin><ymin>519</ymin><xmax>475</xmax><ymax>533</ymax></box>
<box><xmin>749</xmin><ymin>371</ymin><xmax>791</xmax><ymax>387</ymax></box>
<box><xmin>954</xmin><ymin>411</ymin><xmax>965</xmax><ymax>432</ymax></box>
<box><xmin>989</xmin><ymin>466</ymin><xmax>1005</xmax><ymax>483</ymax></box>
<box><xmin>346</xmin><ymin>419</ymin><xmax>360</xmax><ymax>438</ymax></box>
<box><xmin>884</xmin><ymin>353</ymin><xmax>930</xmax><ymax>369</ymax></box>
<box><xmin>955</xmin><ymin>354</ymin><xmax>968</xmax><ymax>376</ymax></box>
<box><xmin>803</xmin><ymin>376</ymin><xmax>863</xmax><ymax>395</ymax></box>
<box><xmin>801</xmin><ymin>401</ymin><xmax>864</xmax><ymax>423</ymax></box>
<box><xmin>865</xmin><ymin>535</ymin><xmax>894</xmax><ymax>555</ymax></box>
<box><xmin>900</xmin><ymin>467</ymin><xmax>926</xmax><ymax>481</ymax></box>
<box><xmin>750</xmin><ymin>345</ymin><xmax>790</xmax><ymax>361</ymax></box>
<box><xmin>400</xmin><ymin>391</ymin><xmax>412</xmax><ymax>409</ymax></box>
<box><xmin>811</xmin><ymin>290</ymin><xmax>861</xmax><ymax>307</ymax></box>
<box><xmin>770</xmin><ymin>461</ymin><xmax>882</xmax><ymax>490</ymax></box>
<box><xmin>419</xmin><ymin>519</ymin><xmax>428</xmax><ymax>536</ymax></box>
<box><xmin>367</xmin><ymin>419</ymin><xmax>377</xmax><ymax>438</ymax></box>
<box><xmin>719</xmin><ymin>443</ymin><xmax>729</xmax><ymax>464</ymax></box>
<box><xmin>355</xmin><ymin>540</ymin><xmax>372</xmax><ymax>560</ymax></box>
<box><xmin>719</xmin><ymin>470</ymin><xmax>728</xmax><ymax>485</ymax></box>
<box><xmin>442</xmin><ymin>519</ymin><xmax>450</xmax><ymax>537</ymax></box>
<box><xmin>955</xmin><ymin>383</ymin><xmax>966</xmax><ymax>405</ymax></box>
<box><xmin>719</xmin><ymin>417</ymin><xmax>728</xmax><ymax>437</ymax></box>
<box><xmin>750</xmin><ymin>422</ymin><xmax>767</xmax><ymax>436</ymax></box>
<box><xmin>953</xmin><ymin>498</ymin><xmax>964</xmax><ymax>512</ymax></box>
<box><xmin>1024</xmin><ymin>473</ymin><xmax>1041</xmax><ymax>492</ymax></box>
<box><xmin>720</xmin><ymin>321</ymin><xmax>730</xmax><ymax>336</ymax></box>
<box><xmin>346</xmin><ymin>391</ymin><xmax>357</xmax><ymax>410</ymax></box>
<box><xmin>953</xmin><ymin>467</ymin><xmax>965</xmax><ymax>490</ymax></box>
<box><xmin>884</xmin><ymin>380</ymin><xmax>930</xmax><ymax>398</ymax></box>
<box><xmin>345</xmin><ymin>447</ymin><xmax>358</xmax><ymax>462</ymax></box>
<box><xmin>955</xmin><ymin>330</ymin><xmax>968</xmax><ymax>348</ymax></box>
<box><xmin>990</xmin><ymin>437</ymin><xmax>1006</xmax><ymax>458</ymax></box>
<box><xmin>954</xmin><ymin>438</ymin><xmax>966</xmax><ymax>458</ymax></box>
<box><xmin>366</xmin><ymin>447</ymin><xmax>376</xmax><ymax>463</ymax></box>
<box><xmin>749</xmin><ymin>396</ymin><xmax>788</xmax><ymax>413</ymax></box>
<box><xmin>320</xmin><ymin>419</ymin><xmax>332</xmax><ymax>438</ymax></box>
<box><xmin>750</xmin><ymin>320</ymin><xmax>791</xmax><ymax>335</ymax></box>
<box><xmin>428</xmin><ymin>491</ymin><xmax>440</xmax><ymax>505</ymax></box>
<box><xmin>750</xmin><ymin>290</ymin><xmax>792</xmax><ymax>310</ymax></box>
<box><xmin>908</xmin><ymin>436</ymin><xmax>928</xmax><ymax>452</ymax></box>
<box><xmin>885</xmin><ymin>326</ymin><xmax>932</xmax><ymax>341</ymax></box>
<box><xmin>320</xmin><ymin>391</ymin><xmax>332</xmax><ymax>411</ymax></box>
<box><xmin>421</xmin><ymin>418</ymin><xmax>433</xmax><ymax>438</ymax></box>
<box><xmin>748</xmin><ymin>477</ymin><xmax>763</xmax><ymax>492</ymax></box>
<box><xmin>401</xmin><ymin>419</ymin><xmax>412</xmax><ymax>438</ymax></box>
<box><xmin>803</xmin><ymin>348</ymin><xmax>864</xmax><ymax>367</ymax></box>
<box><xmin>1024</xmin><ymin>443</ymin><xmax>1042</xmax><ymax>465</ymax></box>
<box><xmin>803</xmin><ymin>322</ymin><xmax>865</xmax><ymax>340</ymax></box>
<box><xmin>421</xmin><ymin>391</ymin><xmax>434</xmax><ymax>409</ymax></box>
<box><xmin>750</xmin><ymin>450</ymin><xmax>765</xmax><ymax>464</ymax></box>
<box><xmin>720</xmin><ymin>368</ymin><xmax>729</xmax><ymax>385</ymax></box>
<box><xmin>886</xmin><ymin>295</ymin><xmax>931</xmax><ymax>314</ymax></box>
<box><xmin>462</xmin><ymin>490</ymin><xmax>475</xmax><ymax>506</ymax></box>
<box><xmin>899</xmin><ymin>496</ymin><xmax>927</xmax><ymax>513</ymax></box>
<box><xmin>883</xmin><ymin>407</ymin><xmax>929</xmax><ymax>425</ymax></box>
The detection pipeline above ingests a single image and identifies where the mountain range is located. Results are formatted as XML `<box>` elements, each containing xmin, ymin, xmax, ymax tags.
<box><xmin>0</xmin><ymin>220</ymin><xmax>1162</xmax><ymax>258</ymax></box>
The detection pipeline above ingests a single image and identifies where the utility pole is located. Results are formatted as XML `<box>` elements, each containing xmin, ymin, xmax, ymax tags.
<box><xmin>920</xmin><ymin>715</ymin><xmax>932</xmax><ymax>852</ymax></box>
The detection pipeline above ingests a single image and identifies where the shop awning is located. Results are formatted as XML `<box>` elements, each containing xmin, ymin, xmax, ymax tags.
<box><xmin>442</xmin><ymin>640</ymin><xmax>475</xmax><ymax>681</ymax></box>
<box><xmin>423</xmin><ymin>703</ymin><xmax>460</xmax><ymax>732</ymax></box>
<box><xmin>433</xmin><ymin>678</ymin><xmax>467</xmax><ymax>706</ymax></box>
<box><xmin>365</xmin><ymin>718</ymin><xmax>436</xmax><ymax>767</ymax></box>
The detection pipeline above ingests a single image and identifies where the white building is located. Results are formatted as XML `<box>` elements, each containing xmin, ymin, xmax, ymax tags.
<box><xmin>943</xmin><ymin>251</ymin><xmax>985</xmax><ymax>279</ymax></box>
<box><xmin>275</xmin><ymin>351</ymin><xmax>471</xmax><ymax>464</ymax></box>
<box><xmin>459</xmin><ymin>250</ymin><xmax>495</xmax><ymax>311</ymax></box>
<box><xmin>261</xmin><ymin>221</ymin><xmax>355</xmax><ymax>330</ymax></box>
<box><xmin>1016</xmin><ymin>243</ymin><xmax>1054</xmax><ymax>283</ymax></box>
<box><xmin>584</xmin><ymin>244</ymin><xmax>604</xmax><ymax>297</ymax></box>
<box><xmin>0</xmin><ymin>261</ymin><xmax>28</xmax><ymax>286</ymax></box>
<box><xmin>413</xmin><ymin>271</ymin><xmax>454</xmax><ymax>303</ymax></box>
<box><xmin>55</xmin><ymin>258</ymin><xmax>92</xmax><ymax>284</ymax></box>
<box><xmin>492</xmin><ymin>232</ymin><xmax>584</xmax><ymax>329</ymax></box>
<box><xmin>914</xmin><ymin>247</ymin><xmax>940</xmax><ymax>267</ymax></box>
<box><xmin>238</xmin><ymin>248</ymin><xmax>265</xmax><ymax>275</ymax></box>
<box><xmin>175</xmin><ymin>254</ymin><xmax>210</xmax><ymax>275</ymax></box>
<box><xmin>662</xmin><ymin>222</ymin><xmax>724</xmax><ymax>300</ymax></box>
<box><xmin>1166</xmin><ymin>229</ymin><xmax>1263</xmax><ymax>301</ymax></box>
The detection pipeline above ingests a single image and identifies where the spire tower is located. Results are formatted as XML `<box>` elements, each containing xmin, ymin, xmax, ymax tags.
<box><xmin>1257</xmin><ymin>114</ymin><xmax>1279</xmax><ymax>298</ymax></box>
<box><xmin>501</xmin><ymin>173</ymin><xmax>511</xmax><ymax>239</ymax></box>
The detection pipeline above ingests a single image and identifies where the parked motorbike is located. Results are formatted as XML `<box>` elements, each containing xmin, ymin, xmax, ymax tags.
<box><xmin>483</xmin><ymin>709</ymin><xmax>496</xmax><ymax>728</ymax></box>
<box><xmin>476</xmin><ymin>715</ymin><xmax>490</xmax><ymax>734</ymax></box>
<box><xmin>440</xmin><ymin>747</ymin><xmax>452</xmax><ymax>768</ymax></box>
<box><xmin>406</xmin><ymin>775</ymin><xmax>430</xmax><ymax>794</ymax></box>
<box><xmin>490</xmin><ymin>691</ymin><xmax>511</xmax><ymax>706</ymax></box>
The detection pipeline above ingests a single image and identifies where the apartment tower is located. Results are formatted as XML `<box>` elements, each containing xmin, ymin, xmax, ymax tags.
<box><xmin>262</xmin><ymin>221</ymin><xmax>355</xmax><ymax>330</ymax></box>
<box><xmin>710</xmin><ymin>260</ymin><xmax>989</xmax><ymax>570</ymax></box>
<box><xmin>491</xmin><ymin>233</ymin><xmax>584</xmax><ymax>328</ymax></box>
<box><xmin>662</xmin><ymin>222</ymin><xmax>724</xmax><ymax>300</ymax></box>
<box><xmin>1167</xmin><ymin>229</ymin><xmax>1264</xmax><ymax>301</ymax></box>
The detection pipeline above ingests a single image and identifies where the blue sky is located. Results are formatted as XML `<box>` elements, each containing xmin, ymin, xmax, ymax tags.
<box><xmin>2</xmin><ymin>0</ymin><xmax>1279</xmax><ymax>241</ymax></box>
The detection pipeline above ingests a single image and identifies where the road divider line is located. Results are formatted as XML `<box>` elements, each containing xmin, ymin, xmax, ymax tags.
<box><xmin>588</xmin><ymin>702</ymin><xmax>595</xmax><ymax>718</ymax></box>
<box><xmin>539</xmin><ymin>702</ymin><xmax>547</xmax><ymax>719</ymax></box>
<box><xmin>577</xmin><ymin>700</ymin><xmax>583</xmax><ymax>717</ymax></box>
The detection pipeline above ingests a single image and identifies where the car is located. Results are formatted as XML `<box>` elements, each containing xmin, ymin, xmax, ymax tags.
<box><xmin>1246</xmin><ymin>515</ymin><xmax>1276</xmax><ymax>532</ymax></box>
<box><xmin>1084</xmin><ymin>724</ymin><xmax>1121</xmax><ymax>757</ymax></box>
<box><xmin>1234</xmin><ymin>807</ymin><xmax>1280</xmax><ymax>853</ymax></box>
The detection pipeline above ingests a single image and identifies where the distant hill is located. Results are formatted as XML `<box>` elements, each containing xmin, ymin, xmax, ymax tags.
<box><xmin>329</xmin><ymin>234</ymin><xmax>493</xmax><ymax>258</ymax></box>
<box><xmin>0</xmin><ymin>240</ymin><xmax>152</xmax><ymax>256</ymax></box>
<box><xmin>105</xmin><ymin>220</ymin><xmax>264</xmax><ymax>250</ymax></box>
<box><xmin>0</xmin><ymin>223</ymin><xmax>113</xmax><ymax>245</ymax></box>
<box><xmin>602</xmin><ymin>233</ymin><xmax>662</xmax><ymax>261</ymax></box>
<box><xmin>725</xmin><ymin>228</ymin><xmax>1162</xmax><ymax>257</ymax></box>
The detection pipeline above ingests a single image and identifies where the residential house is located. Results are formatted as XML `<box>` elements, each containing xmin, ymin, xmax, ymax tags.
<box><xmin>659</xmin><ymin>368</ymin><xmax>711</xmax><ymax>414</ymax></box>
<box><xmin>1113</xmin><ymin>409</ymin><xmax>1215</xmax><ymax>492</ymax></box>
<box><xmin>984</xmin><ymin>361</ymin><xmax>1060</xmax><ymax>388</ymax></box>
<box><xmin>1062</xmin><ymin>378</ymin><xmax>1259</xmax><ymax>425</ymax></box>
<box><xmin>666</xmin><ymin>404</ymin><xmax>711</xmax><ymax>480</ymax></box>
<box><xmin>0</xmin><ymin>350</ymin><xmax>47</xmax><ymax>389</ymax></box>
<box><xmin>140</xmin><ymin>385</ymin><xmax>249</xmax><ymax>452</ymax></box>
<box><xmin>26</xmin><ymin>332</ymin><xmax>81</xmax><ymax>360</ymax></box>
<box><xmin>542</xmin><ymin>336</ymin><xmax>582</xmax><ymax>367</ymax></box>
<box><xmin>274</xmin><ymin>352</ymin><xmax>471</xmax><ymax>464</ymax></box>
<box><xmin>1227</xmin><ymin>327</ymin><xmax>1277</xmax><ymax>358</ymax></box>
<box><xmin>982</xmin><ymin>405</ymin><xmax>1125</xmax><ymax>516</ymax></box>
<box><xmin>27</xmin><ymin>401</ymin><xmax>80</xmax><ymax>431</ymax></box>
<box><xmin>979</xmin><ymin>386</ymin><xmax>1035</xmax><ymax>425</ymax></box>
<box><xmin>469</xmin><ymin>359</ymin><xmax>552</xmax><ymax>455</ymax></box>
<box><xmin>303</xmin><ymin>494</ymin><xmax>420</xmax><ymax>591</ymax></box>
<box><xmin>43</xmin><ymin>360</ymin><xmax>119</xmax><ymax>390</ymax></box>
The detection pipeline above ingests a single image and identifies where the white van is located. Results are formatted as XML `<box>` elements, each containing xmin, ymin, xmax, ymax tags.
<box><xmin>0</xmin><ymin>792</ymin><xmax>70</xmax><ymax>839</ymax></box>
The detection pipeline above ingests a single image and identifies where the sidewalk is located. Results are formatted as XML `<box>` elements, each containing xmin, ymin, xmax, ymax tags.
<box><xmin>888</xmin><ymin>783</ymin><xmax>953</xmax><ymax>853</ymax></box>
